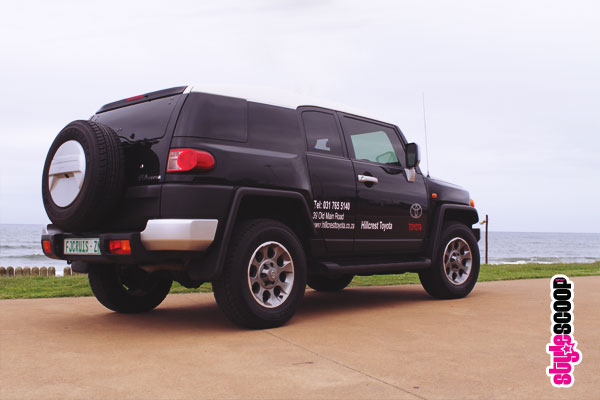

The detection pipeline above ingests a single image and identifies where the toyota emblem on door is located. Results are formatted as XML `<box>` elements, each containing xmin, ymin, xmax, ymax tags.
<box><xmin>410</xmin><ymin>203</ymin><xmax>423</xmax><ymax>219</ymax></box>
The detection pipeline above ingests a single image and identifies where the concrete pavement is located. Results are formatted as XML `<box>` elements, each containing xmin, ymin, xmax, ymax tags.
<box><xmin>1</xmin><ymin>276</ymin><xmax>599</xmax><ymax>399</ymax></box>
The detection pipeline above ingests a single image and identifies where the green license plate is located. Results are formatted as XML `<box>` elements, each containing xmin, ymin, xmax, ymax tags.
<box><xmin>64</xmin><ymin>238</ymin><xmax>101</xmax><ymax>255</ymax></box>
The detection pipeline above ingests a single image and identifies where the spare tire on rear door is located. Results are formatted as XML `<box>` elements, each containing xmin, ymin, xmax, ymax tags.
<box><xmin>42</xmin><ymin>120</ymin><xmax>125</xmax><ymax>232</ymax></box>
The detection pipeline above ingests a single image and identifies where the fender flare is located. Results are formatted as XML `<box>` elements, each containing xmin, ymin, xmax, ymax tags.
<box><xmin>426</xmin><ymin>204</ymin><xmax>480</xmax><ymax>258</ymax></box>
<box><xmin>188</xmin><ymin>187</ymin><xmax>314</xmax><ymax>281</ymax></box>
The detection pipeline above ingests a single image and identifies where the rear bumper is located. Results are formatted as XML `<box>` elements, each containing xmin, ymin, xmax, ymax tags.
<box><xmin>41</xmin><ymin>219</ymin><xmax>218</xmax><ymax>264</ymax></box>
<box><xmin>140</xmin><ymin>219</ymin><xmax>218</xmax><ymax>251</ymax></box>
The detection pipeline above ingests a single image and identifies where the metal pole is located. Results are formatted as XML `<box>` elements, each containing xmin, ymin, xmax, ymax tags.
<box><xmin>485</xmin><ymin>214</ymin><xmax>488</xmax><ymax>265</ymax></box>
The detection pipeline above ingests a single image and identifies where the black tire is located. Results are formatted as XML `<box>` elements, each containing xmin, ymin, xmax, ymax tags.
<box><xmin>213</xmin><ymin>219</ymin><xmax>307</xmax><ymax>329</ymax></box>
<box><xmin>419</xmin><ymin>222</ymin><xmax>480</xmax><ymax>299</ymax></box>
<box><xmin>42</xmin><ymin>120</ymin><xmax>124</xmax><ymax>231</ymax></box>
<box><xmin>307</xmin><ymin>274</ymin><xmax>354</xmax><ymax>292</ymax></box>
<box><xmin>88</xmin><ymin>264</ymin><xmax>172</xmax><ymax>313</ymax></box>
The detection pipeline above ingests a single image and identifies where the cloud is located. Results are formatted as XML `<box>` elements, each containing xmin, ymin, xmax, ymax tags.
<box><xmin>0</xmin><ymin>0</ymin><xmax>599</xmax><ymax>231</ymax></box>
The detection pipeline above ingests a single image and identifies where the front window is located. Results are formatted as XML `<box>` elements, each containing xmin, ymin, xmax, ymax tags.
<box><xmin>350</xmin><ymin>131</ymin><xmax>399</xmax><ymax>165</ymax></box>
<box><xmin>341</xmin><ymin>116</ymin><xmax>404</xmax><ymax>166</ymax></box>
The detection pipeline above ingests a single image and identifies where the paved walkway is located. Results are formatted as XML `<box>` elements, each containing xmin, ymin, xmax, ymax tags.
<box><xmin>1</xmin><ymin>277</ymin><xmax>598</xmax><ymax>399</ymax></box>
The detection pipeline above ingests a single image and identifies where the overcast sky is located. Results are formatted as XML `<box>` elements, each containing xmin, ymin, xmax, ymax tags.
<box><xmin>0</xmin><ymin>0</ymin><xmax>598</xmax><ymax>232</ymax></box>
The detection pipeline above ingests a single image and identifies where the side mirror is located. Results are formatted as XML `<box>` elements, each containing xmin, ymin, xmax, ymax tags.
<box><xmin>405</xmin><ymin>143</ymin><xmax>420</xmax><ymax>169</ymax></box>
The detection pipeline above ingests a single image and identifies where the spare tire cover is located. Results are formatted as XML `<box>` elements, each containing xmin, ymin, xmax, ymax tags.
<box><xmin>42</xmin><ymin>120</ymin><xmax>124</xmax><ymax>232</ymax></box>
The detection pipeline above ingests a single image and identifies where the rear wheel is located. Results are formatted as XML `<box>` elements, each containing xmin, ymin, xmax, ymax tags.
<box><xmin>307</xmin><ymin>274</ymin><xmax>354</xmax><ymax>292</ymax></box>
<box><xmin>88</xmin><ymin>264</ymin><xmax>172</xmax><ymax>313</ymax></box>
<box><xmin>213</xmin><ymin>219</ymin><xmax>307</xmax><ymax>329</ymax></box>
<box><xmin>419</xmin><ymin>222</ymin><xmax>480</xmax><ymax>299</ymax></box>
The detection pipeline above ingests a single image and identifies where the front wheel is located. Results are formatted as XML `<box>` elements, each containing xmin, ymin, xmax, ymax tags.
<box><xmin>88</xmin><ymin>264</ymin><xmax>172</xmax><ymax>313</ymax></box>
<box><xmin>213</xmin><ymin>219</ymin><xmax>307</xmax><ymax>329</ymax></box>
<box><xmin>419</xmin><ymin>222</ymin><xmax>480</xmax><ymax>299</ymax></box>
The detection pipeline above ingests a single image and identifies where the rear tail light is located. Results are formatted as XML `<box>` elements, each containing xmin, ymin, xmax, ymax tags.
<box><xmin>109</xmin><ymin>240</ymin><xmax>131</xmax><ymax>255</ymax></box>
<box><xmin>470</xmin><ymin>199</ymin><xmax>475</xmax><ymax>207</ymax></box>
<box><xmin>42</xmin><ymin>240</ymin><xmax>53</xmax><ymax>255</ymax></box>
<box><xmin>167</xmin><ymin>149</ymin><xmax>215</xmax><ymax>172</ymax></box>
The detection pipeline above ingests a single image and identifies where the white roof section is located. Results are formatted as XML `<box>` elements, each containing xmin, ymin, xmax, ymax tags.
<box><xmin>185</xmin><ymin>85</ymin><xmax>392</xmax><ymax>124</ymax></box>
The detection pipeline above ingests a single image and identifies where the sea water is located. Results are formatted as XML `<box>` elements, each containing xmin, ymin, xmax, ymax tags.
<box><xmin>1</xmin><ymin>224</ymin><xmax>69</xmax><ymax>275</ymax></box>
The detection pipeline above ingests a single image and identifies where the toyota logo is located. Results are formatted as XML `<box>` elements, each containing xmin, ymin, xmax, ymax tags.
<box><xmin>410</xmin><ymin>203</ymin><xmax>423</xmax><ymax>219</ymax></box>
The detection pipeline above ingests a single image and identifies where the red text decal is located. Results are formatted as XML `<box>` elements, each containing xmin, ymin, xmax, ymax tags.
<box><xmin>408</xmin><ymin>223</ymin><xmax>422</xmax><ymax>231</ymax></box>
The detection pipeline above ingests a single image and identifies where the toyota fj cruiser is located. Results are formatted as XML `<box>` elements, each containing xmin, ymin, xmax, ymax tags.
<box><xmin>41</xmin><ymin>86</ymin><xmax>480</xmax><ymax>328</ymax></box>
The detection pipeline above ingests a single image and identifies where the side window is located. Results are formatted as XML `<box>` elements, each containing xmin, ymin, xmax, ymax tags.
<box><xmin>174</xmin><ymin>93</ymin><xmax>248</xmax><ymax>142</ymax></box>
<box><xmin>302</xmin><ymin>111</ymin><xmax>344</xmax><ymax>156</ymax></box>
<box><xmin>340</xmin><ymin>116</ymin><xmax>404</xmax><ymax>166</ymax></box>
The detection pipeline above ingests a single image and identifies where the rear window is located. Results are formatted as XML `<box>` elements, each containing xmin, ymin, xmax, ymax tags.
<box><xmin>92</xmin><ymin>95</ymin><xmax>181</xmax><ymax>141</ymax></box>
<box><xmin>173</xmin><ymin>93</ymin><xmax>248</xmax><ymax>142</ymax></box>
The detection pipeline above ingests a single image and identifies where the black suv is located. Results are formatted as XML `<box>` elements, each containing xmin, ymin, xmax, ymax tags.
<box><xmin>41</xmin><ymin>86</ymin><xmax>480</xmax><ymax>328</ymax></box>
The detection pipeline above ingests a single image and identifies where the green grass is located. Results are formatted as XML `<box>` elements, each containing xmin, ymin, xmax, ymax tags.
<box><xmin>0</xmin><ymin>275</ymin><xmax>94</xmax><ymax>299</ymax></box>
<box><xmin>350</xmin><ymin>262</ymin><xmax>600</xmax><ymax>287</ymax></box>
<box><xmin>0</xmin><ymin>275</ymin><xmax>212</xmax><ymax>300</ymax></box>
<box><xmin>0</xmin><ymin>262</ymin><xmax>598</xmax><ymax>300</ymax></box>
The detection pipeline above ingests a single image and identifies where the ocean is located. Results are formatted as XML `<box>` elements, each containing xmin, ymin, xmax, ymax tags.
<box><xmin>1</xmin><ymin>224</ymin><xmax>599</xmax><ymax>276</ymax></box>
<box><xmin>1</xmin><ymin>224</ymin><xmax>70</xmax><ymax>275</ymax></box>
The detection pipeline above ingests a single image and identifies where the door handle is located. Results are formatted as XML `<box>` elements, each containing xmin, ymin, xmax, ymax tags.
<box><xmin>357</xmin><ymin>174</ymin><xmax>378</xmax><ymax>184</ymax></box>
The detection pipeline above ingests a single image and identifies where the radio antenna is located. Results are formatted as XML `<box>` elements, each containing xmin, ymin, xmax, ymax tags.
<box><xmin>422</xmin><ymin>92</ymin><xmax>430</xmax><ymax>178</ymax></box>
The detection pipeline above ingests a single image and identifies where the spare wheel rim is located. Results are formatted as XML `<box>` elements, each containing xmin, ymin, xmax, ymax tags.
<box><xmin>48</xmin><ymin>140</ymin><xmax>87</xmax><ymax>207</ymax></box>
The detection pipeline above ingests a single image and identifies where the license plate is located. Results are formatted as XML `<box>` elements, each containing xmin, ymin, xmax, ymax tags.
<box><xmin>64</xmin><ymin>238</ymin><xmax>100</xmax><ymax>255</ymax></box>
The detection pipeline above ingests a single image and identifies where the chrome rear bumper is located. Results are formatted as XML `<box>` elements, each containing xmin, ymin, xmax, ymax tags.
<box><xmin>140</xmin><ymin>219</ymin><xmax>218</xmax><ymax>251</ymax></box>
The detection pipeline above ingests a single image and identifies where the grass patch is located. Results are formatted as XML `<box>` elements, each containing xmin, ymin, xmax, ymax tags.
<box><xmin>0</xmin><ymin>275</ymin><xmax>93</xmax><ymax>299</ymax></box>
<box><xmin>0</xmin><ymin>276</ymin><xmax>212</xmax><ymax>300</ymax></box>
<box><xmin>0</xmin><ymin>262</ymin><xmax>598</xmax><ymax>300</ymax></box>
<box><xmin>350</xmin><ymin>262</ymin><xmax>600</xmax><ymax>287</ymax></box>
